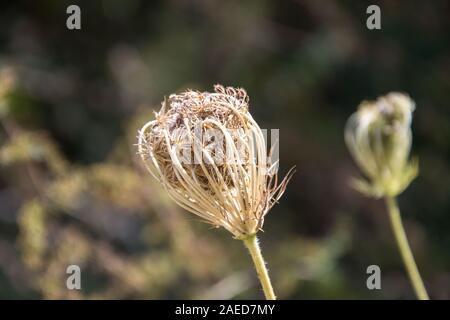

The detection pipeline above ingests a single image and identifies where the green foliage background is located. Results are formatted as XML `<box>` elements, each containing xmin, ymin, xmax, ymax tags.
<box><xmin>0</xmin><ymin>0</ymin><xmax>449</xmax><ymax>299</ymax></box>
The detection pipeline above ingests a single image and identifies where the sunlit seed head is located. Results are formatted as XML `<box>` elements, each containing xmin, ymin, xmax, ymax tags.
<box><xmin>138</xmin><ymin>85</ymin><xmax>294</xmax><ymax>239</ymax></box>
<box><xmin>345</xmin><ymin>92</ymin><xmax>418</xmax><ymax>198</ymax></box>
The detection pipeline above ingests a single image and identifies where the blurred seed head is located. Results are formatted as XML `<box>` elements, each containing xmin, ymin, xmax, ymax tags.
<box><xmin>138</xmin><ymin>85</ymin><xmax>294</xmax><ymax>239</ymax></box>
<box><xmin>345</xmin><ymin>92</ymin><xmax>418</xmax><ymax>198</ymax></box>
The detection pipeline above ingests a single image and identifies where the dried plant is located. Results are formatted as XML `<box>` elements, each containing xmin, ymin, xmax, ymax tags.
<box><xmin>138</xmin><ymin>85</ymin><xmax>294</xmax><ymax>299</ymax></box>
<box><xmin>345</xmin><ymin>92</ymin><xmax>429</xmax><ymax>300</ymax></box>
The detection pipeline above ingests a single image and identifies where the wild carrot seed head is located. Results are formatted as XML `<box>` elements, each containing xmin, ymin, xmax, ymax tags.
<box><xmin>138</xmin><ymin>85</ymin><xmax>293</xmax><ymax>239</ymax></box>
<box><xmin>345</xmin><ymin>92</ymin><xmax>418</xmax><ymax>198</ymax></box>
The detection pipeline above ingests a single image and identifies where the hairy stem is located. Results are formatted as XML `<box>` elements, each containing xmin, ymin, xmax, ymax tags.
<box><xmin>385</xmin><ymin>196</ymin><xmax>429</xmax><ymax>300</ymax></box>
<box><xmin>242</xmin><ymin>235</ymin><xmax>276</xmax><ymax>300</ymax></box>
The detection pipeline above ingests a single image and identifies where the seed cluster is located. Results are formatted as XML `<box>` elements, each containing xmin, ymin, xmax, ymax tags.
<box><xmin>138</xmin><ymin>85</ymin><xmax>293</xmax><ymax>239</ymax></box>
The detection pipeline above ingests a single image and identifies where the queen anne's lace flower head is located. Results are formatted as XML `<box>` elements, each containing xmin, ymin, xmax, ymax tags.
<box><xmin>345</xmin><ymin>92</ymin><xmax>418</xmax><ymax>198</ymax></box>
<box><xmin>138</xmin><ymin>85</ymin><xmax>294</xmax><ymax>239</ymax></box>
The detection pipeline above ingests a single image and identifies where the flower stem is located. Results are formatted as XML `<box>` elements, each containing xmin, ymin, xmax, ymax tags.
<box><xmin>385</xmin><ymin>196</ymin><xmax>429</xmax><ymax>300</ymax></box>
<box><xmin>242</xmin><ymin>234</ymin><xmax>276</xmax><ymax>300</ymax></box>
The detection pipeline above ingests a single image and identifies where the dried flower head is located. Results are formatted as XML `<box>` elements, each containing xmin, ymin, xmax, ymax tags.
<box><xmin>138</xmin><ymin>85</ymin><xmax>293</xmax><ymax>239</ymax></box>
<box><xmin>345</xmin><ymin>92</ymin><xmax>418</xmax><ymax>198</ymax></box>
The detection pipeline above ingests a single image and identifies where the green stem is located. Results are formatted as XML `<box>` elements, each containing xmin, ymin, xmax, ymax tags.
<box><xmin>242</xmin><ymin>235</ymin><xmax>276</xmax><ymax>300</ymax></box>
<box><xmin>385</xmin><ymin>196</ymin><xmax>429</xmax><ymax>300</ymax></box>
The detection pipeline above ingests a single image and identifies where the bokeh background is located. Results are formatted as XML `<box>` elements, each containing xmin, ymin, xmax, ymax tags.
<box><xmin>0</xmin><ymin>0</ymin><xmax>449</xmax><ymax>299</ymax></box>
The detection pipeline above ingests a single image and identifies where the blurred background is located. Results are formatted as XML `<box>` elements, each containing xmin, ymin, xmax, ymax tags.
<box><xmin>0</xmin><ymin>0</ymin><xmax>449</xmax><ymax>299</ymax></box>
